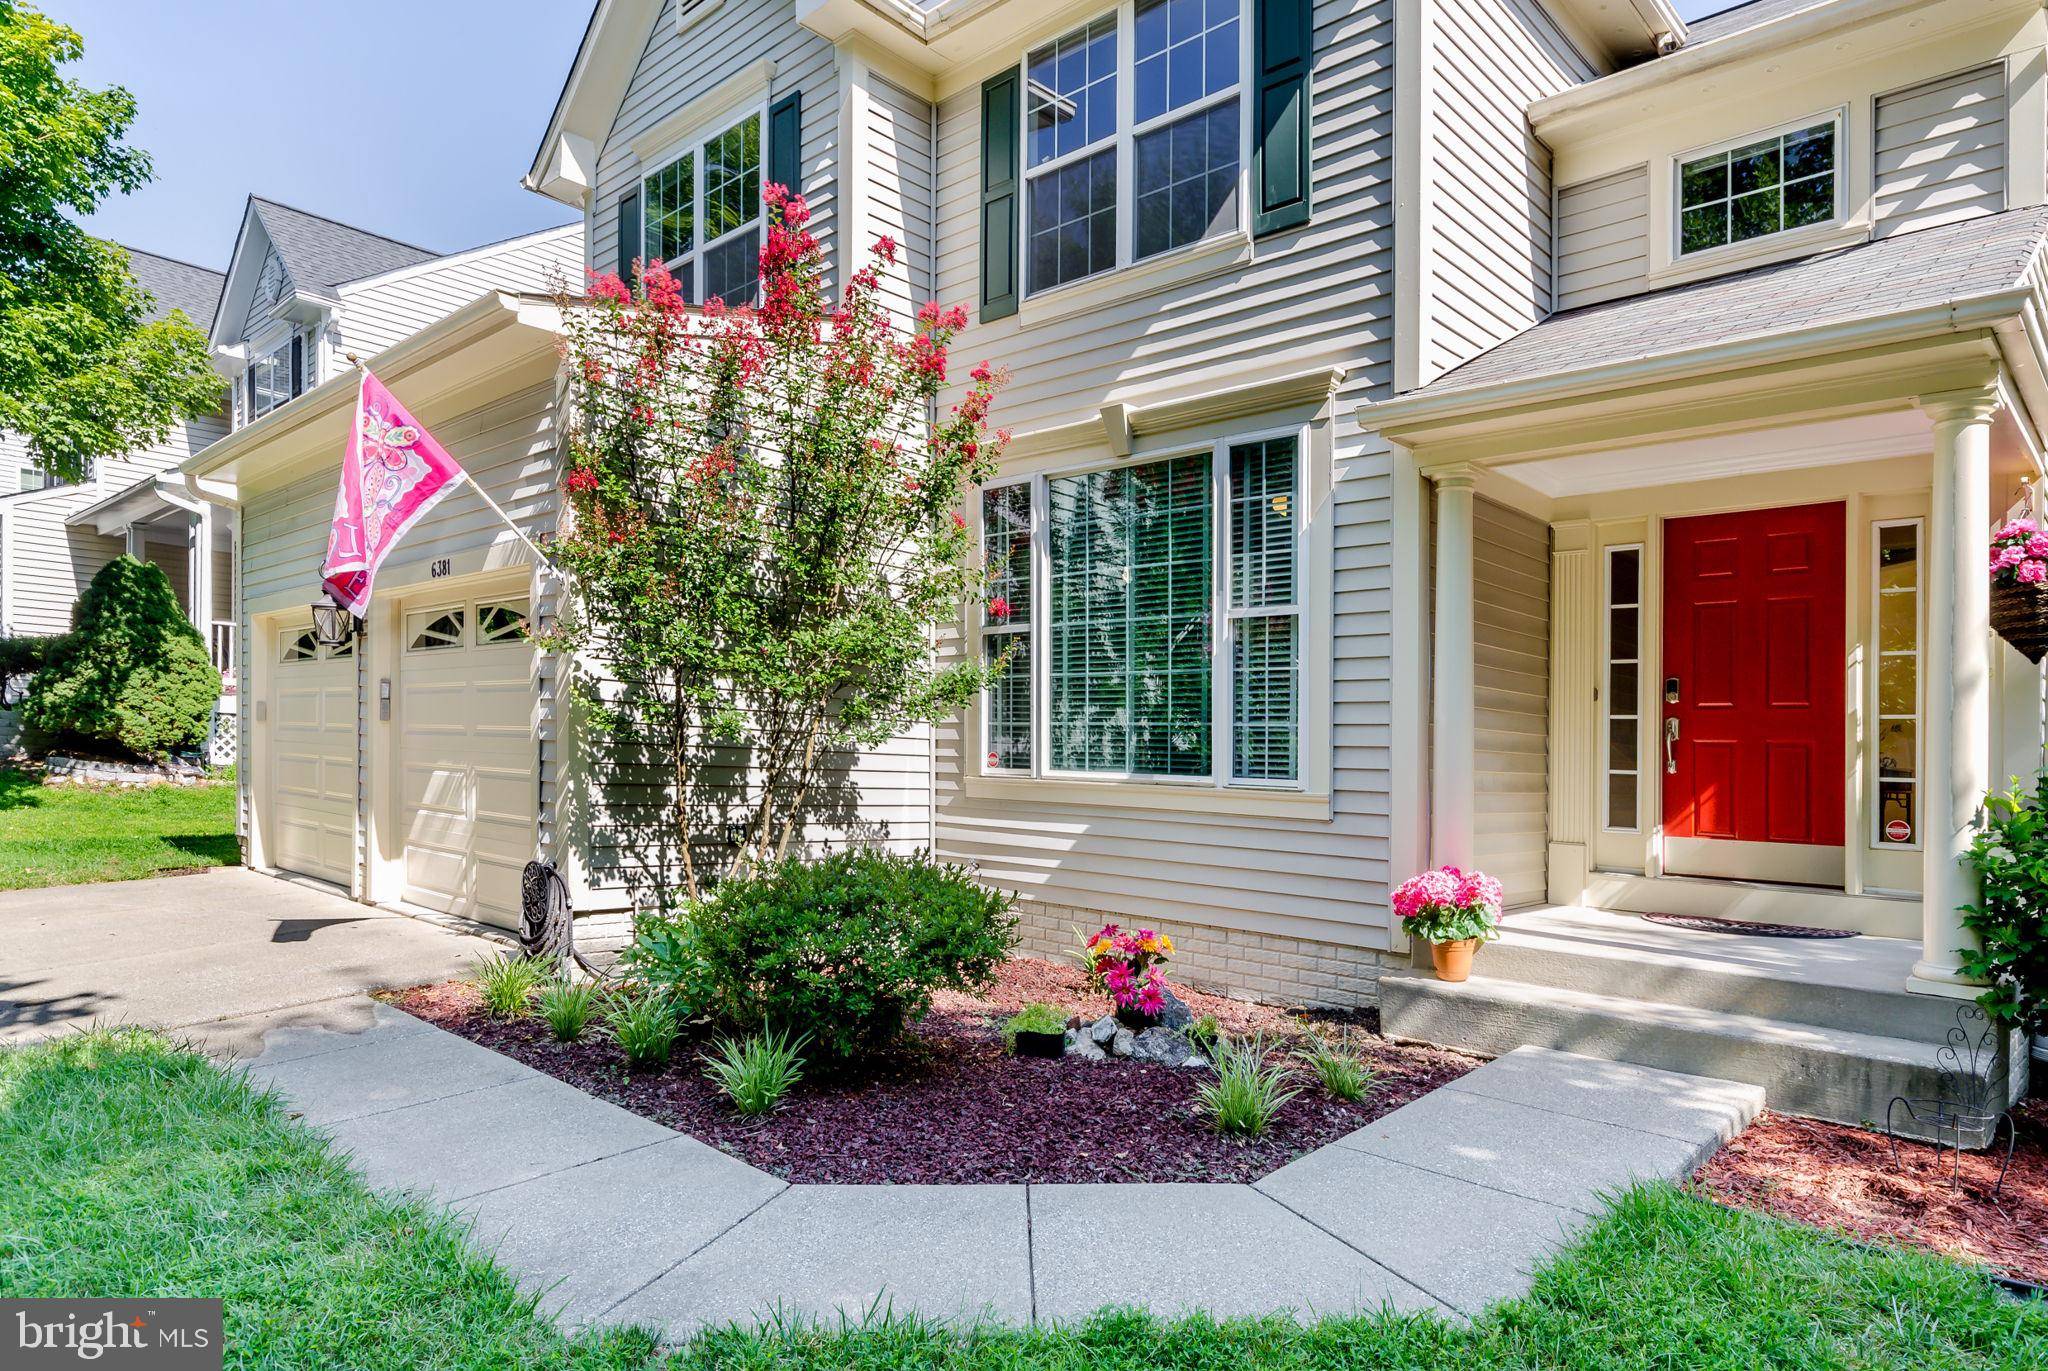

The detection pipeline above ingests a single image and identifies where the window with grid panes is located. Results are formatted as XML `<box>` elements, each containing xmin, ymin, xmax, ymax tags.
<box><xmin>1679</xmin><ymin>120</ymin><xmax>1836</xmax><ymax>255</ymax></box>
<box><xmin>643</xmin><ymin>111</ymin><xmax>762</xmax><ymax>306</ymax></box>
<box><xmin>982</xmin><ymin>484</ymin><xmax>1034</xmax><ymax>771</ymax></box>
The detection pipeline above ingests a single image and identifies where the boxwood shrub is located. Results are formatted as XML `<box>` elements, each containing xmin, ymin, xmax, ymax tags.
<box><xmin>627</xmin><ymin>848</ymin><xmax>1015</xmax><ymax>1062</ymax></box>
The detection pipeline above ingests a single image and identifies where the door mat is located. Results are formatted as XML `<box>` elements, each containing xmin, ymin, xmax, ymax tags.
<box><xmin>1641</xmin><ymin>912</ymin><xmax>1858</xmax><ymax>939</ymax></box>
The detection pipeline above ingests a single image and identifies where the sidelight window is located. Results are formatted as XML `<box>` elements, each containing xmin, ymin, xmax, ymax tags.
<box><xmin>1604</xmin><ymin>545</ymin><xmax>1642</xmax><ymax>831</ymax></box>
<box><xmin>1873</xmin><ymin>521</ymin><xmax>1920</xmax><ymax>848</ymax></box>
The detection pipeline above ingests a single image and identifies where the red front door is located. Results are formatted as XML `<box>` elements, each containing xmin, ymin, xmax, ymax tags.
<box><xmin>1662</xmin><ymin>502</ymin><xmax>1845</xmax><ymax>858</ymax></box>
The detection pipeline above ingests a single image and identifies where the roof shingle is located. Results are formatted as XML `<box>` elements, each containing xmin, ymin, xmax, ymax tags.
<box><xmin>249</xmin><ymin>198</ymin><xmax>438</xmax><ymax>290</ymax></box>
<box><xmin>1684</xmin><ymin>0</ymin><xmax>1833</xmax><ymax>44</ymax></box>
<box><xmin>124</xmin><ymin>248</ymin><xmax>225</xmax><ymax>333</ymax></box>
<box><xmin>1414</xmin><ymin>206</ymin><xmax>2048</xmax><ymax>399</ymax></box>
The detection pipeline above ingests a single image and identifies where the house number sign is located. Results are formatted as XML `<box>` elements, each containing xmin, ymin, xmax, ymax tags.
<box><xmin>429</xmin><ymin>558</ymin><xmax>452</xmax><ymax>579</ymax></box>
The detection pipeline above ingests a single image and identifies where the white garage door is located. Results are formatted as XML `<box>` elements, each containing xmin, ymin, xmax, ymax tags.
<box><xmin>269</xmin><ymin>625</ymin><xmax>356</xmax><ymax>886</ymax></box>
<box><xmin>396</xmin><ymin>594</ymin><xmax>535</xmax><ymax>928</ymax></box>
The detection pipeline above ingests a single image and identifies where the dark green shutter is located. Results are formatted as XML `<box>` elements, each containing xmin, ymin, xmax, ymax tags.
<box><xmin>978</xmin><ymin>67</ymin><xmax>1021</xmax><ymax>322</ymax></box>
<box><xmin>1251</xmin><ymin>0</ymin><xmax>1313</xmax><ymax>236</ymax></box>
<box><xmin>615</xmin><ymin>187</ymin><xmax>641</xmax><ymax>285</ymax></box>
<box><xmin>768</xmin><ymin>90</ymin><xmax>802</xmax><ymax>199</ymax></box>
<box><xmin>289</xmin><ymin>333</ymin><xmax>303</xmax><ymax>397</ymax></box>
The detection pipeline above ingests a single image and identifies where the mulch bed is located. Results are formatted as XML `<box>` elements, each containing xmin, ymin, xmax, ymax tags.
<box><xmin>386</xmin><ymin>956</ymin><xmax>1480</xmax><ymax>1185</ymax></box>
<box><xmin>1694</xmin><ymin>1099</ymin><xmax>2048</xmax><ymax>1285</ymax></box>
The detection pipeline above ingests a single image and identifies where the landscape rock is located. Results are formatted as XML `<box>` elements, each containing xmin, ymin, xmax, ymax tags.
<box><xmin>1181</xmin><ymin>1055</ymin><xmax>1210</xmax><ymax>1069</ymax></box>
<box><xmin>1111</xmin><ymin>1029</ymin><xmax>1136</xmax><ymax>1058</ymax></box>
<box><xmin>1065</xmin><ymin>1033</ymin><xmax>1109</xmax><ymax>1063</ymax></box>
<box><xmin>1157</xmin><ymin>989</ymin><xmax>1195</xmax><ymax>1031</ymax></box>
<box><xmin>1130</xmin><ymin>1027</ymin><xmax>1194</xmax><ymax>1066</ymax></box>
<box><xmin>1089</xmin><ymin>1016</ymin><xmax>1118</xmax><ymax>1046</ymax></box>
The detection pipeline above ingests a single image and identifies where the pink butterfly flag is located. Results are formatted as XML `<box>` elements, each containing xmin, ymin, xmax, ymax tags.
<box><xmin>321</xmin><ymin>369</ymin><xmax>467</xmax><ymax>615</ymax></box>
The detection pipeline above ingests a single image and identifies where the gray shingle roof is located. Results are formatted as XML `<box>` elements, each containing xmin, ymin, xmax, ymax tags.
<box><xmin>249</xmin><ymin>197</ymin><xmax>438</xmax><ymax>290</ymax></box>
<box><xmin>1415</xmin><ymin>205</ymin><xmax>2048</xmax><ymax>399</ymax></box>
<box><xmin>125</xmin><ymin>248</ymin><xmax>225</xmax><ymax>332</ymax></box>
<box><xmin>1684</xmin><ymin>0</ymin><xmax>1832</xmax><ymax>44</ymax></box>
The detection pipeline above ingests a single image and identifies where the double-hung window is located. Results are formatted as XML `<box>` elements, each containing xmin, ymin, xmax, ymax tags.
<box><xmin>247</xmin><ymin>334</ymin><xmax>299</xmax><ymax>421</ymax></box>
<box><xmin>1678</xmin><ymin>118</ymin><xmax>1837</xmax><ymax>256</ymax></box>
<box><xmin>1023</xmin><ymin>0</ymin><xmax>1243</xmax><ymax>297</ymax></box>
<box><xmin>978</xmin><ymin>428</ymin><xmax>1302</xmax><ymax>787</ymax></box>
<box><xmin>642</xmin><ymin>109</ymin><xmax>763</xmax><ymax>306</ymax></box>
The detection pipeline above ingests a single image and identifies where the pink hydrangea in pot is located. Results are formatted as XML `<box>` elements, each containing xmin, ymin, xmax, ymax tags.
<box><xmin>1390</xmin><ymin>866</ymin><xmax>1504</xmax><ymax>982</ymax></box>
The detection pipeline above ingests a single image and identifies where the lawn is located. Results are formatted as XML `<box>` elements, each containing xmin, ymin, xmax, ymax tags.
<box><xmin>2</xmin><ymin>1030</ymin><xmax>2043</xmax><ymax>1370</ymax></box>
<box><xmin>0</xmin><ymin>767</ymin><xmax>238</xmax><ymax>890</ymax></box>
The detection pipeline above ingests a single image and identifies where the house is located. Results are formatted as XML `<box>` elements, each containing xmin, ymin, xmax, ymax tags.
<box><xmin>218</xmin><ymin>0</ymin><xmax>2037</xmax><ymax>1123</ymax></box>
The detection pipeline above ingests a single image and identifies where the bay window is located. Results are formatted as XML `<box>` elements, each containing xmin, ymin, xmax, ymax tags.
<box><xmin>1023</xmin><ymin>0</ymin><xmax>1245</xmax><ymax>297</ymax></box>
<box><xmin>979</xmin><ymin>428</ymin><xmax>1302</xmax><ymax>787</ymax></box>
<box><xmin>641</xmin><ymin>109</ymin><xmax>763</xmax><ymax>306</ymax></box>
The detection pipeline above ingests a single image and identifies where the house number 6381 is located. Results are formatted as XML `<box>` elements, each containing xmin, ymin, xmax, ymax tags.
<box><xmin>429</xmin><ymin>558</ymin><xmax>452</xmax><ymax>579</ymax></box>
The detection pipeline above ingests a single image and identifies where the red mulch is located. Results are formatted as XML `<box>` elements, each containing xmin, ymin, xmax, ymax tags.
<box><xmin>386</xmin><ymin>956</ymin><xmax>1479</xmax><ymax>1185</ymax></box>
<box><xmin>1694</xmin><ymin>1100</ymin><xmax>2048</xmax><ymax>1285</ymax></box>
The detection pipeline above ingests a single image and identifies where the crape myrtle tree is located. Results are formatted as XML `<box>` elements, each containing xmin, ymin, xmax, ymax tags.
<box><xmin>0</xmin><ymin>3</ymin><xmax>223</xmax><ymax>483</ymax></box>
<box><xmin>547</xmin><ymin>183</ymin><xmax>1010</xmax><ymax>901</ymax></box>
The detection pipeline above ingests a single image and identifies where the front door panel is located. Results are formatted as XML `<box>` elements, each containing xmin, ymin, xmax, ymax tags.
<box><xmin>1663</xmin><ymin>502</ymin><xmax>1845</xmax><ymax>883</ymax></box>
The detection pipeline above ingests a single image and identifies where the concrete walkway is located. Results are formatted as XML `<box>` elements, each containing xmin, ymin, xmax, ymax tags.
<box><xmin>239</xmin><ymin>1004</ymin><xmax>1762</xmax><ymax>1336</ymax></box>
<box><xmin>0</xmin><ymin>868</ymin><xmax>501</xmax><ymax>1052</ymax></box>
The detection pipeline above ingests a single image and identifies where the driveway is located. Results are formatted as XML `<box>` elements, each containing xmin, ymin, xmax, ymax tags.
<box><xmin>0</xmin><ymin>867</ymin><xmax>501</xmax><ymax>1056</ymax></box>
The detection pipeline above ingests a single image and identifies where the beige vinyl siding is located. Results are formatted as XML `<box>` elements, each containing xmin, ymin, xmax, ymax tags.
<box><xmin>1472</xmin><ymin>496</ymin><xmax>1548</xmax><ymax>908</ymax></box>
<box><xmin>863</xmin><ymin>73</ymin><xmax>937</xmax><ymax>327</ymax></box>
<box><xmin>0</xmin><ymin>428</ymin><xmax>36</xmax><ymax>492</ymax></box>
<box><xmin>931</xmin><ymin>0</ymin><xmax>1406</xmax><ymax>953</ymax></box>
<box><xmin>142</xmin><ymin>534</ymin><xmax>191</xmax><ymax>618</ymax></box>
<box><xmin>1552</xmin><ymin>165</ymin><xmax>1650</xmax><ymax>310</ymax></box>
<box><xmin>335</xmin><ymin>227</ymin><xmax>584</xmax><ymax>359</ymax></box>
<box><xmin>1424</xmin><ymin>0</ymin><xmax>1592</xmax><ymax>378</ymax></box>
<box><xmin>591</xmin><ymin>0</ymin><xmax>840</xmax><ymax>284</ymax></box>
<box><xmin>1874</xmin><ymin>63</ymin><xmax>2007</xmax><ymax>240</ymax></box>
<box><xmin>0</xmin><ymin>487</ymin><xmax>120</xmax><ymax>635</ymax></box>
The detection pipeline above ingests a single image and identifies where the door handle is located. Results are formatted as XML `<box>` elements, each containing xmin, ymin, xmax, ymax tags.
<box><xmin>1664</xmin><ymin>717</ymin><xmax>1680</xmax><ymax>775</ymax></box>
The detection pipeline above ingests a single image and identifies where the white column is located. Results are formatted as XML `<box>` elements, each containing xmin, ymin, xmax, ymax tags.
<box><xmin>1911</xmin><ymin>389</ymin><xmax>1998</xmax><ymax>997</ymax></box>
<box><xmin>1431</xmin><ymin>466</ymin><xmax>1478</xmax><ymax>869</ymax></box>
<box><xmin>189</xmin><ymin>507</ymin><xmax>213</xmax><ymax>637</ymax></box>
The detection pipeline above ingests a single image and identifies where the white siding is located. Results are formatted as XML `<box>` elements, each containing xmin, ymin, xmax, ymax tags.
<box><xmin>335</xmin><ymin>227</ymin><xmax>585</xmax><ymax>359</ymax></box>
<box><xmin>1424</xmin><ymin>0</ymin><xmax>1592</xmax><ymax>377</ymax></box>
<box><xmin>930</xmin><ymin>0</ymin><xmax>1407</xmax><ymax>953</ymax></box>
<box><xmin>863</xmin><ymin>74</ymin><xmax>936</xmax><ymax>327</ymax></box>
<box><xmin>1874</xmin><ymin>63</ymin><xmax>2007</xmax><ymax>240</ymax></box>
<box><xmin>1472</xmin><ymin>496</ymin><xmax>1547</xmax><ymax>908</ymax></box>
<box><xmin>590</xmin><ymin>0</ymin><xmax>841</xmax><ymax>283</ymax></box>
<box><xmin>1552</xmin><ymin>165</ymin><xmax>1650</xmax><ymax>310</ymax></box>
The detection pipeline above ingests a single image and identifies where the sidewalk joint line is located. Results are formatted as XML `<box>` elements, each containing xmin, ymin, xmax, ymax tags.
<box><xmin>446</xmin><ymin>1134</ymin><xmax>679</xmax><ymax>1204</ymax></box>
<box><xmin>1249</xmin><ymin>1184</ymin><xmax>1459</xmax><ymax>1316</ymax></box>
<box><xmin>1439</xmin><ymin>1077</ymin><xmax>1736</xmax><ymax>1147</ymax></box>
<box><xmin>591</xmin><ymin>1181</ymin><xmax>792</xmax><ymax>1322</ymax></box>
<box><xmin>1336</xmin><ymin>1143</ymin><xmax>1598</xmax><ymax>1218</ymax></box>
<box><xmin>1024</xmin><ymin>1185</ymin><xmax>1038</xmax><ymax>1324</ymax></box>
<box><xmin>317</xmin><ymin>1075</ymin><xmax>529</xmax><ymax>1127</ymax></box>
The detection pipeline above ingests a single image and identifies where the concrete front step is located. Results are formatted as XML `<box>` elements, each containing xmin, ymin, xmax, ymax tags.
<box><xmin>1379</xmin><ymin>971</ymin><xmax>2005</xmax><ymax>1145</ymax></box>
<box><xmin>1484</xmin><ymin>909</ymin><xmax>1958</xmax><ymax>1042</ymax></box>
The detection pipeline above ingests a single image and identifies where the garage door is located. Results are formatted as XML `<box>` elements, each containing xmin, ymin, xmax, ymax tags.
<box><xmin>396</xmin><ymin>594</ymin><xmax>535</xmax><ymax>928</ymax></box>
<box><xmin>269</xmin><ymin>625</ymin><xmax>356</xmax><ymax>886</ymax></box>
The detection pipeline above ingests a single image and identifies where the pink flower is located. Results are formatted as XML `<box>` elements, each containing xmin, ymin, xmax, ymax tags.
<box><xmin>2003</xmin><ymin>518</ymin><xmax>2039</xmax><ymax>538</ymax></box>
<box><xmin>563</xmin><ymin>467</ymin><xmax>598</xmax><ymax>495</ymax></box>
<box><xmin>875</xmin><ymin>234</ymin><xmax>899</xmax><ymax>264</ymax></box>
<box><xmin>586</xmin><ymin>268</ymin><xmax>631</xmax><ymax>304</ymax></box>
<box><xmin>1996</xmin><ymin>544</ymin><xmax>2027</xmax><ymax>569</ymax></box>
<box><xmin>2019</xmin><ymin>559</ymin><xmax>2046</xmax><ymax>585</ymax></box>
<box><xmin>951</xmin><ymin>511</ymin><xmax>966</xmax><ymax>530</ymax></box>
<box><xmin>2025</xmin><ymin>534</ymin><xmax>2048</xmax><ymax>559</ymax></box>
<box><xmin>988</xmin><ymin>596</ymin><xmax>1011</xmax><ymax>621</ymax></box>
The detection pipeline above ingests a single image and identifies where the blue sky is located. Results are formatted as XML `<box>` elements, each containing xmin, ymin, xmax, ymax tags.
<box><xmin>58</xmin><ymin>0</ymin><xmax>1741</xmax><ymax>271</ymax></box>
<box><xmin>60</xmin><ymin>0</ymin><xmax>591</xmax><ymax>269</ymax></box>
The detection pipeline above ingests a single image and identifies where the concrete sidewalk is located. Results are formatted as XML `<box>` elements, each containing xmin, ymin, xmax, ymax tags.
<box><xmin>242</xmin><ymin>1004</ymin><xmax>1762</xmax><ymax>1337</ymax></box>
<box><xmin>0</xmin><ymin>868</ymin><xmax>502</xmax><ymax>1053</ymax></box>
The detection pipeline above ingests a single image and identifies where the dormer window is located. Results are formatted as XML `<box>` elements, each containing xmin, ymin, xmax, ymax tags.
<box><xmin>641</xmin><ymin>110</ymin><xmax>763</xmax><ymax>308</ymax></box>
<box><xmin>1678</xmin><ymin>119</ymin><xmax>1838</xmax><ymax>257</ymax></box>
<box><xmin>247</xmin><ymin>333</ymin><xmax>302</xmax><ymax>421</ymax></box>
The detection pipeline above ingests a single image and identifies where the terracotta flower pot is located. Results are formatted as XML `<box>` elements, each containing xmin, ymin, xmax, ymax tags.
<box><xmin>1430</xmin><ymin>937</ymin><xmax>1481</xmax><ymax>982</ymax></box>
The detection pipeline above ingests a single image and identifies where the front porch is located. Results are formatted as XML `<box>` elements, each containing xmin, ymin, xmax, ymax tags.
<box><xmin>1374</xmin><ymin>310</ymin><xmax>2047</xmax><ymax>1128</ymax></box>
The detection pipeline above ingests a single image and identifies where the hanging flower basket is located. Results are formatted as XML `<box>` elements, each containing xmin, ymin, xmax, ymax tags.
<box><xmin>1988</xmin><ymin>519</ymin><xmax>2048</xmax><ymax>664</ymax></box>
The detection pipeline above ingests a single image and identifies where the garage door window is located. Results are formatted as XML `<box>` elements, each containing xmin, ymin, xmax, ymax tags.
<box><xmin>477</xmin><ymin>600</ymin><xmax>530</xmax><ymax>645</ymax></box>
<box><xmin>406</xmin><ymin>608</ymin><xmax>466</xmax><ymax>653</ymax></box>
<box><xmin>280</xmin><ymin>629</ymin><xmax>320</xmax><ymax>663</ymax></box>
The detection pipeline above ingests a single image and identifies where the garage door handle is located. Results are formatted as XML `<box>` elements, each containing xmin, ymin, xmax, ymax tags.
<box><xmin>1664</xmin><ymin>717</ymin><xmax>1679</xmax><ymax>775</ymax></box>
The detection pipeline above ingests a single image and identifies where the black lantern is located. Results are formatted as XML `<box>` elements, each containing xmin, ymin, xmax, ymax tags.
<box><xmin>310</xmin><ymin>601</ymin><xmax>355</xmax><ymax>648</ymax></box>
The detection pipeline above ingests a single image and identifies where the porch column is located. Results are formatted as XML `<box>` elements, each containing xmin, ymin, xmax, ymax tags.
<box><xmin>1431</xmin><ymin>465</ymin><xmax>1478</xmax><ymax>869</ymax></box>
<box><xmin>1911</xmin><ymin>388</ymin><xmax>1998</xmax><ymax>997</ymax></box>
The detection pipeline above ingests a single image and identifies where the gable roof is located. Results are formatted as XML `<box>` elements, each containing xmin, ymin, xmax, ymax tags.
<box><xmin>248</xmin><ymin>197</ymin><xmax>438</xmax><ymax>289</ymax></box>
<box><xmin>526</xmin><ymin>0</ymin><xmax>659</xmax><ymax>204</ymax></box>
<box><xmin>125</xmin><ymin>249</ymin><xmax>225</xmax><ymax>333</ymax></box>
<box><xmin>1406</xmin><ymin>205</ymin><xmax>2048</xmax><ymax>401</ymax></box>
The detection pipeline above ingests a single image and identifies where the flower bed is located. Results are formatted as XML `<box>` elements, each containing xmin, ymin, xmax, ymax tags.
<box><xmin>1694</xmin><ymin>1101</ymin><xmax>2048</xmax><ymax>1285</ymax></box>
<box><xmin>387</xmin><ymin>956</ymin><xmax>1478</xmax><ymax>1185</ymax></box>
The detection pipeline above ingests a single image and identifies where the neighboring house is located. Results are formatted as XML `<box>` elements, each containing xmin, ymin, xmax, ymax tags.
<box><xmin>220</xmin><ymin>0</ymin><xmax>2040</xmax><ymax>1120</ymax></box>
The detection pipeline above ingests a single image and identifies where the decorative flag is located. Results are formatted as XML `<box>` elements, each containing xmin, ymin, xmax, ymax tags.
<box><xmin>321</xmin><ymin>369</ymin><xmax>467</xmax><ymax>615</ymax></box>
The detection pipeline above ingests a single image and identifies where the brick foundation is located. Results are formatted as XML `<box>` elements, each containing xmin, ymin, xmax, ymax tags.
<box><xmin>1012</xmin><ymin>898</ymin><xmax>1394</xmax><ymax>1009</ymax></box>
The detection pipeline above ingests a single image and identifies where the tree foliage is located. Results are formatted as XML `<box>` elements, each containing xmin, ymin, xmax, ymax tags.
<box><xmin>0</xmin><ymin>2</ymin><xmax>223</xmax><ymax>483</ymax></box>
<box><xmin>21</xmin><ymin>556</ymin><xmax>219</xmax><ymax>761</ymax></box>
<box><xmin>549</xmin><ymin>183</ymin><xmax>1008</xmax><ymax>898</ymax></box>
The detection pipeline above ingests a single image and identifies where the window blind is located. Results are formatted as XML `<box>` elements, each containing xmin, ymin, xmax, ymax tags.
<box><xmin>982</xmin><ymin>484</ymin><xmax>1034</xmax><ymax>771</ymax></box>
<box><xmin>1228</xmin><ymin>435</ymin><xmax>1297</xmax><ymax>781</ymax></box>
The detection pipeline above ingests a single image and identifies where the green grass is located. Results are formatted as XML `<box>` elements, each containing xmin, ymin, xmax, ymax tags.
<box><xmin>0</xmin><ymin>767</ymin><xmax>238</xmax><ymax>889</ymax></box>
<box><xmin>2</xmin><ymin>1029</ymin><xmax>2042</xmax><ymax>1371</ymax></box>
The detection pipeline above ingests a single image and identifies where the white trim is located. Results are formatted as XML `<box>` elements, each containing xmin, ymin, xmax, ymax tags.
<box><xmin>674</xmin><ymin>0</ymin><xmax>725</xmax><ymax>35</ymax></box>
<box><xmin>630</xmin><ymin>58</ymin><xmax>776</xmax><ymax>163</ymax></box>
<box><xmin>1667</xmin><ymin>107</ymin><xmax>1848</xmax><ymax>270</ymax></box>
<box><xmin>640</xmin><ymin>99</ymin><xmax>770</xmax><ymax>304</ymax></box>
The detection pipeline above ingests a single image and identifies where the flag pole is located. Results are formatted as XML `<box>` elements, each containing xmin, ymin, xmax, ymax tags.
<box><xmin>345</xmin><ymin>352</ymin><xmax>555</xmax><ymax>569</ymax></box>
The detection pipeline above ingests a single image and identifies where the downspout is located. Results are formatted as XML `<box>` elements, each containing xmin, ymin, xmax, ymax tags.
<box><xmin>176</xmin><ymin>472</ymin><xmax>254</xmax><ymax>862</ymax></box>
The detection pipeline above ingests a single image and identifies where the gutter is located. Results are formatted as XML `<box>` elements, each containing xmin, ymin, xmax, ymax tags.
<box><xmin>1366</xmin><ymin>289</ymin><xmax>2036</xmax><ymax>434</ymax></box>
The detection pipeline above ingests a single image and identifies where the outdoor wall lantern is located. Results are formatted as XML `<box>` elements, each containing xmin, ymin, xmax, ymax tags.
<box><xmin>310</xmin><ymin>601</ymin><xmax>355</xmax><ymax>648</ymax></box>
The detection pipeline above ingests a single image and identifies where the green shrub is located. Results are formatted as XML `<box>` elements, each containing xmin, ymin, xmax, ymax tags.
<box><xmin>0</xmin><ymin>633</ymin><xmax>70</xmax><ymax>706</ymax></box>
<box><xmin>1002</xmin><ymin>1002</ymin><xmax>1066</xmax><ymax>1051</ymax></box>
<box><xmin>537</xmin><ymin>979</ymin><xmax>600</xmax><ymax>1042</ymax></box>
<box><xmin>19</xmin><ymin>557</ymin><xmax>218</xmax><ymax>761</ymax></box>
<box><xmin>626</xmin><ymin>848</ymin><xmax>1015</xmax><ymax>1062</ymax></box>
<box><xmin>1196</xmin><ymin>1036</ymin><xmax>1301</xmax><ymax>1137</ymax></box>
<box><xmin>606</xmin><ymin>992</ymin><xmax>681</xmax><ymax>1071</ymax></box>
<box><xmin>1295</xmin><ymin>1034</ymin><xmax>1374</xmax><ymax>1102</ymax></box>
<box><xmin>701</xmin><ymin>1027</ymin><xmax>806</xmax><ymax>1115</ymax></box>
<box><xmin>471</xmin><ymin>954</ymin><xmax>547</xmax><ymax>1018</ymax></box>
<box><xmin>1185</xmin><ymin>1014</ymin><xmax>1221</xmax><ymax>1055</ymax></box>
<box><xmin>1963</xmin><ymin>772</ymin><xmax>2048</xmax><ymax>1036</ymax></box>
